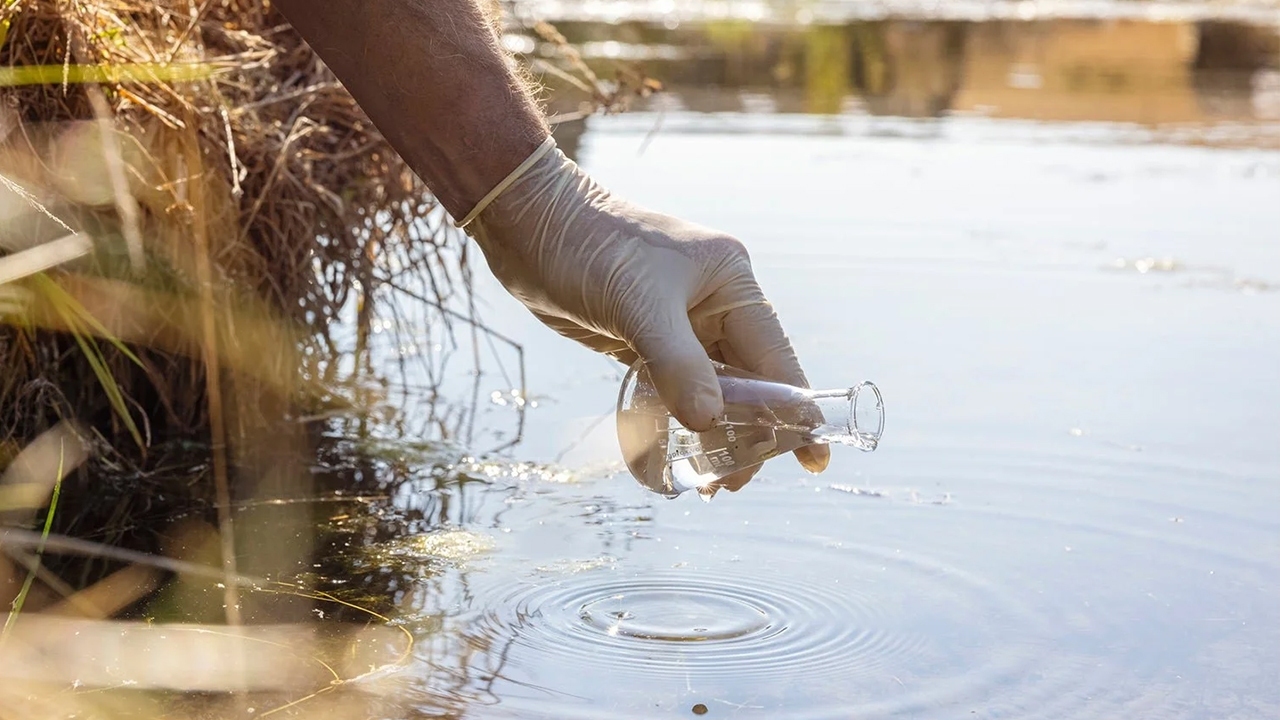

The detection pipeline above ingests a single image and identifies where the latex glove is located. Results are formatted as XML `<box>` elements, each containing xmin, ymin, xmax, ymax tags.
<box><xmin>463</xmin><ymin>138</ymin><xmax>829</xmax><ymax>482</ymax></box>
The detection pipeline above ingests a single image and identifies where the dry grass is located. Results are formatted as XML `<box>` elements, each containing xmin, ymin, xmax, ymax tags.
<box><xmin>0</xmin><ymin>0</ymin><xmax>468</xmax><ymax>447</ymax></box>
<box><xmin>0</xmin><ymin>1</ymin><xmax>658</xmax><ymax>714</ymax></box>
<box><xmin>0</xmin><ymin>1</ymin><xmax>464</xmax><ymax>713</ymax></box>
<box><xmin>0</xmin><ymin>0</ymin><xmax>471</xmax><ymax>612</ymax></box>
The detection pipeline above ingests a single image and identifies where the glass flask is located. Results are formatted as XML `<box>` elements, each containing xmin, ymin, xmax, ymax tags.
<box><xmin>616</xmin><ymin>360</ymin><xmax>884</xmax><ymax>500</ymax></box>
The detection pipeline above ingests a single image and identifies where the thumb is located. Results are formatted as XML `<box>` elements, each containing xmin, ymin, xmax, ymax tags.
<box><xmin>629</xmin><ymin>303</ymin><xmax>723</xmax><ymax>432</ymax></box>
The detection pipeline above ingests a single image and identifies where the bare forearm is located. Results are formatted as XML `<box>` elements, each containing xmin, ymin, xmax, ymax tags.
<box><xmin>274</xmin><ymin>0</ymin><xmax>548</xmax><ymax>219</ymax></box>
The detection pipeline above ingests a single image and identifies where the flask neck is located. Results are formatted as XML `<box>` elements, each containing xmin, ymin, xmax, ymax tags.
<box><xmin>805</xmin><ymin>382</ymin><xmax>883</xmax><ymax>451</ymax></box>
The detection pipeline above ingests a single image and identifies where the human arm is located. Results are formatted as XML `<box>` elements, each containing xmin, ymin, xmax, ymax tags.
<box><xmin>272</xmin><ymin>0</ymin><xmax>829</xmax><ymax>479</ymax></box>
<box><xmin>272</xmin><ymin>0</ymin><xmax>544</xmax><ymax>219</ymax></box>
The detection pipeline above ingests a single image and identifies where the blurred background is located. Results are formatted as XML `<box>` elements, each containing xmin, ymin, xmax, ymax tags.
<box><xmin>524</xmin><ymin>4</ymin><xmax>1280</xmax><ymax>158</ymax></box>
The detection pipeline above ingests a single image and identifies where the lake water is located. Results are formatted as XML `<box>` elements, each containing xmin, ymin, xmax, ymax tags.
<box><xmin>332</xmin><ymin>8</ymin><xmax>1280</xmax><ymax>719</ymax></box>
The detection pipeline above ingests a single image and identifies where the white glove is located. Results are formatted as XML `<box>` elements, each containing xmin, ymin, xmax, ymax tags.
<box><xmin>463</xmin><ymin>138</ymin><xmax>829</xmax><ymax>480</ymax></box>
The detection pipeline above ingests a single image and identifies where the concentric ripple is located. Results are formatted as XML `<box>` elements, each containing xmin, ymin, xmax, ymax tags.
<box><xmin>470</xmin><ymin>569</ymin><xmax>934</xmax><ymax>682</ymax></box>
<box><xmin>461</xmin><ymin>550</ymin><xmax>1018</xmax><ymax>701</ymax></box>
<box><xmin>577</xmin><ymin>584</ymin><xmax>773</xmax><ymax>642</ymax></box>
<box><xmin>396</xmin><ymin>448</ymin><xmax>1277</xmax><ymax>719</ymax></box>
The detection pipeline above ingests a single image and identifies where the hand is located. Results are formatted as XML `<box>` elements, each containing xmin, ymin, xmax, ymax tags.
<box><xmin>466</xmin><ymin>140</ymin><xmax>829</xmax><ymax>487</ymax></box>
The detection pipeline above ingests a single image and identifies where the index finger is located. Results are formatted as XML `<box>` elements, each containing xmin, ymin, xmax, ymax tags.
<box><xmin>719</xmin><ymin>291</ymin><xmax>831</xmax><ymax>475</ymax></box>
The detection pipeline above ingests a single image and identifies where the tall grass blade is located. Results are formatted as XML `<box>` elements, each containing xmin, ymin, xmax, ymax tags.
<box><xmin>1</xmin><ymin>436</ymin><xmax>66</xmax><ymax>639</ymax></box>
<box><xmin>31</xmin><ymin>274</ymin><xmax>145</xmax><ymax>450</ymax></box>
<box><xmin>0</xmin><ymin>62</ymin><xmax>219</xmax><ymax>87</ymax></box>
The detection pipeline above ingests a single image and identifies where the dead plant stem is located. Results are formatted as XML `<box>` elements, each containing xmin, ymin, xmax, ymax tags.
<box><xmin>182</xmin><ymin>120</ymin><xmax>242</xmax><ymax>628</ymax></box>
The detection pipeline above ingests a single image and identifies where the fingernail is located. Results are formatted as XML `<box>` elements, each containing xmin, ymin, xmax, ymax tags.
<box><xmin>796</xmin><ymin>445</ymin><xmax>830</xmax><ymax>474</ymax></box>
<box><xmin>677</xmin><ymin>385</ymin><xmax>722</xmax><ymax>432</ymax></box>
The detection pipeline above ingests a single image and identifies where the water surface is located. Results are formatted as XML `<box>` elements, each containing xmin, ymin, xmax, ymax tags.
<box><xmin>337</xmin><ymin>8</ymin><xmax>1280</xmax><ymax>718</ymax></box>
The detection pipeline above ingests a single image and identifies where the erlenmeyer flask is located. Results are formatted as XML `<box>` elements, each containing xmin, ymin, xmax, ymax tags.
<box><xmin>616</xmin><ymin>360</ymin><xmax>884</xmax><ymax>500</ymax></box>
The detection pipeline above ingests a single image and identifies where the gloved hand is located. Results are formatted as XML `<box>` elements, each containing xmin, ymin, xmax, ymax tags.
<box><xmin>463</xmin><ymin>138</ymin><xmax>829</xmax><ymax>485</ymax></box>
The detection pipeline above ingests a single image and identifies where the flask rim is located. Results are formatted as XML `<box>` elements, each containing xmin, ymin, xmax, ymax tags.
<box><xmin>849</xmin><ymin>381</ymin><xmax>885</xmax><ymax>448</ymax></box>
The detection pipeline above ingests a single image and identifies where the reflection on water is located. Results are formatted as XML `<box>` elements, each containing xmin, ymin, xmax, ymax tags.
<box><xmin>519</xmin><ymin>14</ymin><xmax>1280</xmax><ymax>155</ymax></box>
<box><xmin>509</xmin><ymin>0</ymin><xmax>1280</xmax><ymax>25</ymax></box>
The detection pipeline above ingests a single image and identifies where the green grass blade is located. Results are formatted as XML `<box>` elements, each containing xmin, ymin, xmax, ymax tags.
<box><xmin>1</xmin><ymin>437</ymin><xmax>67</xmax><ymax>639</ymax></box>
<box><xmin>32</xmin><ymin>275</ymin><xmax>145</xmax><ymax>450</ymax></box>
<box><xmin>68</xmin><ymin>325</ymin><xmax>145</xmax><ymax>450</ymax></box>
<box><xmin>0</xmin><ymin>62</ymin><xmax>218</xmax><ymax>87</ymax></box>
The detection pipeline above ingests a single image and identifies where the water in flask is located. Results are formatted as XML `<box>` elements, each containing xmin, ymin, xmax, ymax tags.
<box><xmin>616</xmin><ymin>361</ymin><xmax>884</xmax><ymax>500</ymax></box>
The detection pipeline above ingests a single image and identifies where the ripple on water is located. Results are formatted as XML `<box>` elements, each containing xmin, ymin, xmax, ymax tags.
<box><xmin>576</xmin><ymin>584</ymin><xmax>772</xmax><ymax>642</ymax></box>
<box><xmin>454</xmin><ymin>544</ymin><xmax>1042</xmax><ymax>720</ymax></box>
<box><xmin>403</xmin><ymin>449</ymin><xmax>1278</xmax><ymax>719</ymax></box>
<box><xmin>472</xmin><ymin>568</ymin><xmax>942</xmax><ymax>684</ymax></box>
